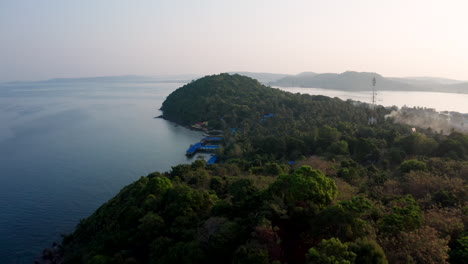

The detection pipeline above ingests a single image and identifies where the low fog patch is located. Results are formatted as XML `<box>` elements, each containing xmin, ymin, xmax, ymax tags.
<box><xmin>386</xmin><ymin>107</ymin><xmax>468</xmax><ymax>134</ymax></box>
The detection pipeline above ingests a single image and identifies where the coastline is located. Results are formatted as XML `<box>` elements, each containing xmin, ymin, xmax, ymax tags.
<box><xmin>35</xmin><ymin>243</ymin><xmax>63</xmax><ymax>264</ymax></box>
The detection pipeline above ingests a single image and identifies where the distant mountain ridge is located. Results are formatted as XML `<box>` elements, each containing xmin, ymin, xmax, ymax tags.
<box><xmin>44</xmin><ymin>74</ymin><xmax>202</xmax><ymax>83</ymax></box>
<box><xmin>5</xmin><ymin>72</ymin><xmax>468</xmax><ymax>94</ymax></box>
<box><xmin>269</xmin><ymin>71</ymin><xmax>468</xmax><ymax>94</ymax></box>
<box><xmin>390</xmin><ymin>76</ymin><xmax>465</xmax><ymax>85</ymax></box>
<box><xmin>227</xmin><ymin>72</ymin><xmax>290</xmax><ymax>84</ymax></box>
<box><xmin>4</xmin><ymin>74</ymin><xmax>202</xmax><ymax>84</ymax></box>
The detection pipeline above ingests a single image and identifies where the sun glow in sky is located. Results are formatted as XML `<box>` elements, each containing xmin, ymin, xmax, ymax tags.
<box><xmin>1</xmin><ymin>0</ymin><xmax>468</xmax><ymax>81</ymax></box>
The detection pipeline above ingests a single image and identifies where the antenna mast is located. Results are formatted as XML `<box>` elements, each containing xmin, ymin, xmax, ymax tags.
<box><xmin>368</xmin><ymin>77</ymin><xmax>377</xmax><ymax>125</ymax></box>
<box><xmin>372</xmin><ymin>77</ymin><xmax>376</xmax><ymax>107</ymax></box>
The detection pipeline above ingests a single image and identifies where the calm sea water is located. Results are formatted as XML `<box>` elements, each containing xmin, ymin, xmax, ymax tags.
<box><xmin>277</xmin><ymin>87</ymin><xmax>468</xmax><ymax>114</ymax></box>
<box><xmin>0</xmin><ymin>81</ymin><xmax>205</xmax><ymax>263</ymax></box>
<box><xmin>2</xmin><ymin>82</ymin><xmax>468</xmax><ymax>263</ymax></box>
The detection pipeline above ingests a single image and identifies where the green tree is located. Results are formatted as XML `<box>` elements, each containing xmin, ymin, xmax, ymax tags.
<box><xmin>349</xmin><ymin>238</ymin><xmax>388</xmax><ymax>264</ymax></box>
<box><xmin>337</xmin><ymin>167</ymin><xmax>361</xmax><ymax>185</ymax></box>
<box><xmin>317</xmin><ymin>126</ymin><xmax>341</xmax><ymax>149</ymax></box>
<box><xmin>399</xmin><ymin>159</ymin><xmax>427</xmax><ymax>174</ymax></box>
<box><xmin>268</xmin><ymin>166</ymin><xmax>337</xmax><ymax>214</ymax></box>
<box><xmin>307</xmin><ymin>237</ymin><xmax>357</xmax><ymax>264</ymax></box>
<box><xmin>328</xmin><ymin>140</ymin><xmax>350</xmax><ymax>155</ymax></box>
<box><xmin>450</xmin><ymin>235</ymin><xmax>468</xmax><ymax>264</ymax></box>
<box><xmin>138</xmin><ymin>212</ymin><xmax>164</xmax><ymax>238</ymax></box>
<box><xmin>316</xmin><ymin>196</ymin><xmax>374</xmax><ymax>240</ymax></box>
<box><xmin>147</xmin><ymin>176</ymin><xmax>173</xmax><ymax>196</ymax></box>
<box><xmin>233</xmin><ymin>243</ymin><xmax>269</xmax><ymax>264</ymax></box>
<box><xmin>228</xmin><ymin>179</ymin><xmax>259</xmax><ymax>203</ymax></box>
<box><xmin>89</xmin><ymin>255</ymin><xmax>112</xmax><ymax>264</ymax></box>
<box><xmin>379</xmin><ymin>195</ymin><xmax>423</xmax><ymax>234</ymax></box>
<box><xmin>264</xmin><ymin>162</ymin><xmax>284</xmax><ymax>175</ymax></box>
<box><xmin>398</xmin><ymin>133</ymin><xmax>438</xmax><ymax>156</ymax></box>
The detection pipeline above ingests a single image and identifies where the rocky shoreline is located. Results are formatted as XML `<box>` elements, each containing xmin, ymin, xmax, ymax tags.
<box><xmin>35</xmin><ymin>242</ymin><xmax>63</xmax><ymax>264</ymax></box>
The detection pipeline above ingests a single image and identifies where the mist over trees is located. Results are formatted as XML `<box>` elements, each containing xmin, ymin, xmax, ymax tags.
<box><xmin>386</xmin><ymin>107</ymin><xmax>468</xmax><ymax>135</ymax></box>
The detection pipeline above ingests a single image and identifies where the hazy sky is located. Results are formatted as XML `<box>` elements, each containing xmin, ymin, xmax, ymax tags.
<box><xmin>1</xmin><ymin>0</ymin><xmax>468</xmax><ymax>81</ymax></box>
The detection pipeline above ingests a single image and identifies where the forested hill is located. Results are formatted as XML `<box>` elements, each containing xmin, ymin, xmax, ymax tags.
<box><xmin>57</xmin><ymin>73</ymin><xmax>468</xmax><ymax>264</ymax></box>
<box><xmin>160</xmin><ymin>73</ymin><xmax>394</xmax><ymax>161</ymax></box>
<box><xmin>161</xmin><ymin>73</ymin><xmax>381</xmax><ymax>129</ymax></box>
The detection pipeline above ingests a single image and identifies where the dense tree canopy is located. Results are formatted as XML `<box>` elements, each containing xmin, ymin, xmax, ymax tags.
<box><xmin>60</xmin><ymin>74</ymin><xmax>468</xmax><ymax>264</ymax></box>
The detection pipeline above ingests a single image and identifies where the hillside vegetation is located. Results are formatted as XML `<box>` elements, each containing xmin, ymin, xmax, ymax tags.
<box><xmin>62</xmin><ymin>74</ymin><xmax>468</xmax><ymax>264</ymax></box>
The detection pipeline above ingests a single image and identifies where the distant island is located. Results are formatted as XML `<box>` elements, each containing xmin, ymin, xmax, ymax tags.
<box><xmin>269</xmin><ymin>71</ymin><xmax>468</xmax><ymax>94</ymax></box>
<box><xmin>47</xmin><ymin>74</ymin><xmax>468</xmax><ymax>264</ymax></box>
<box><xmin>228</xmin><ymin>71</ymin><xmax>468</xmax><ymax>94</ymax></box>
<box><xmin>4</xmin><ymin>74</ymin><xmax>202</xmax><ymax>85</ymax></box>
<box><xmin>7</xmin><ymin>71</ymin><xmax>468</xmax><ymax>95</ymax></box>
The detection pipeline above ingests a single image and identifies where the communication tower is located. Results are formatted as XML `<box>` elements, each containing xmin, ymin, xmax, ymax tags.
<box><xmin>368</xmin><ymin>77</ymin><xmax>377</xmax><ymax>125</ymax></box>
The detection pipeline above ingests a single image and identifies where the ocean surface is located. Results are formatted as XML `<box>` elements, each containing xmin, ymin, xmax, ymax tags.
<box><xmin>2</xmin><ymin>82</ymin><xmax>468</xmax><ymax>263</ymax></box>
<box><xmin>277</xmin><ymin>87</ymin><xmax>468</xmax><ymax>114</ymax></box>
<box><xmin>0</xmin><ymin>81</ymin><xmax>206</xmax><ymax>263</ymax></box>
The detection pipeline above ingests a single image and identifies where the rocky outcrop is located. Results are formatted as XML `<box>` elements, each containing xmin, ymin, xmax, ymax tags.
<box><xmin>35</xmin><ymin>242</ymin><xmax>63</xmax><ymax>264</ymax></box>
